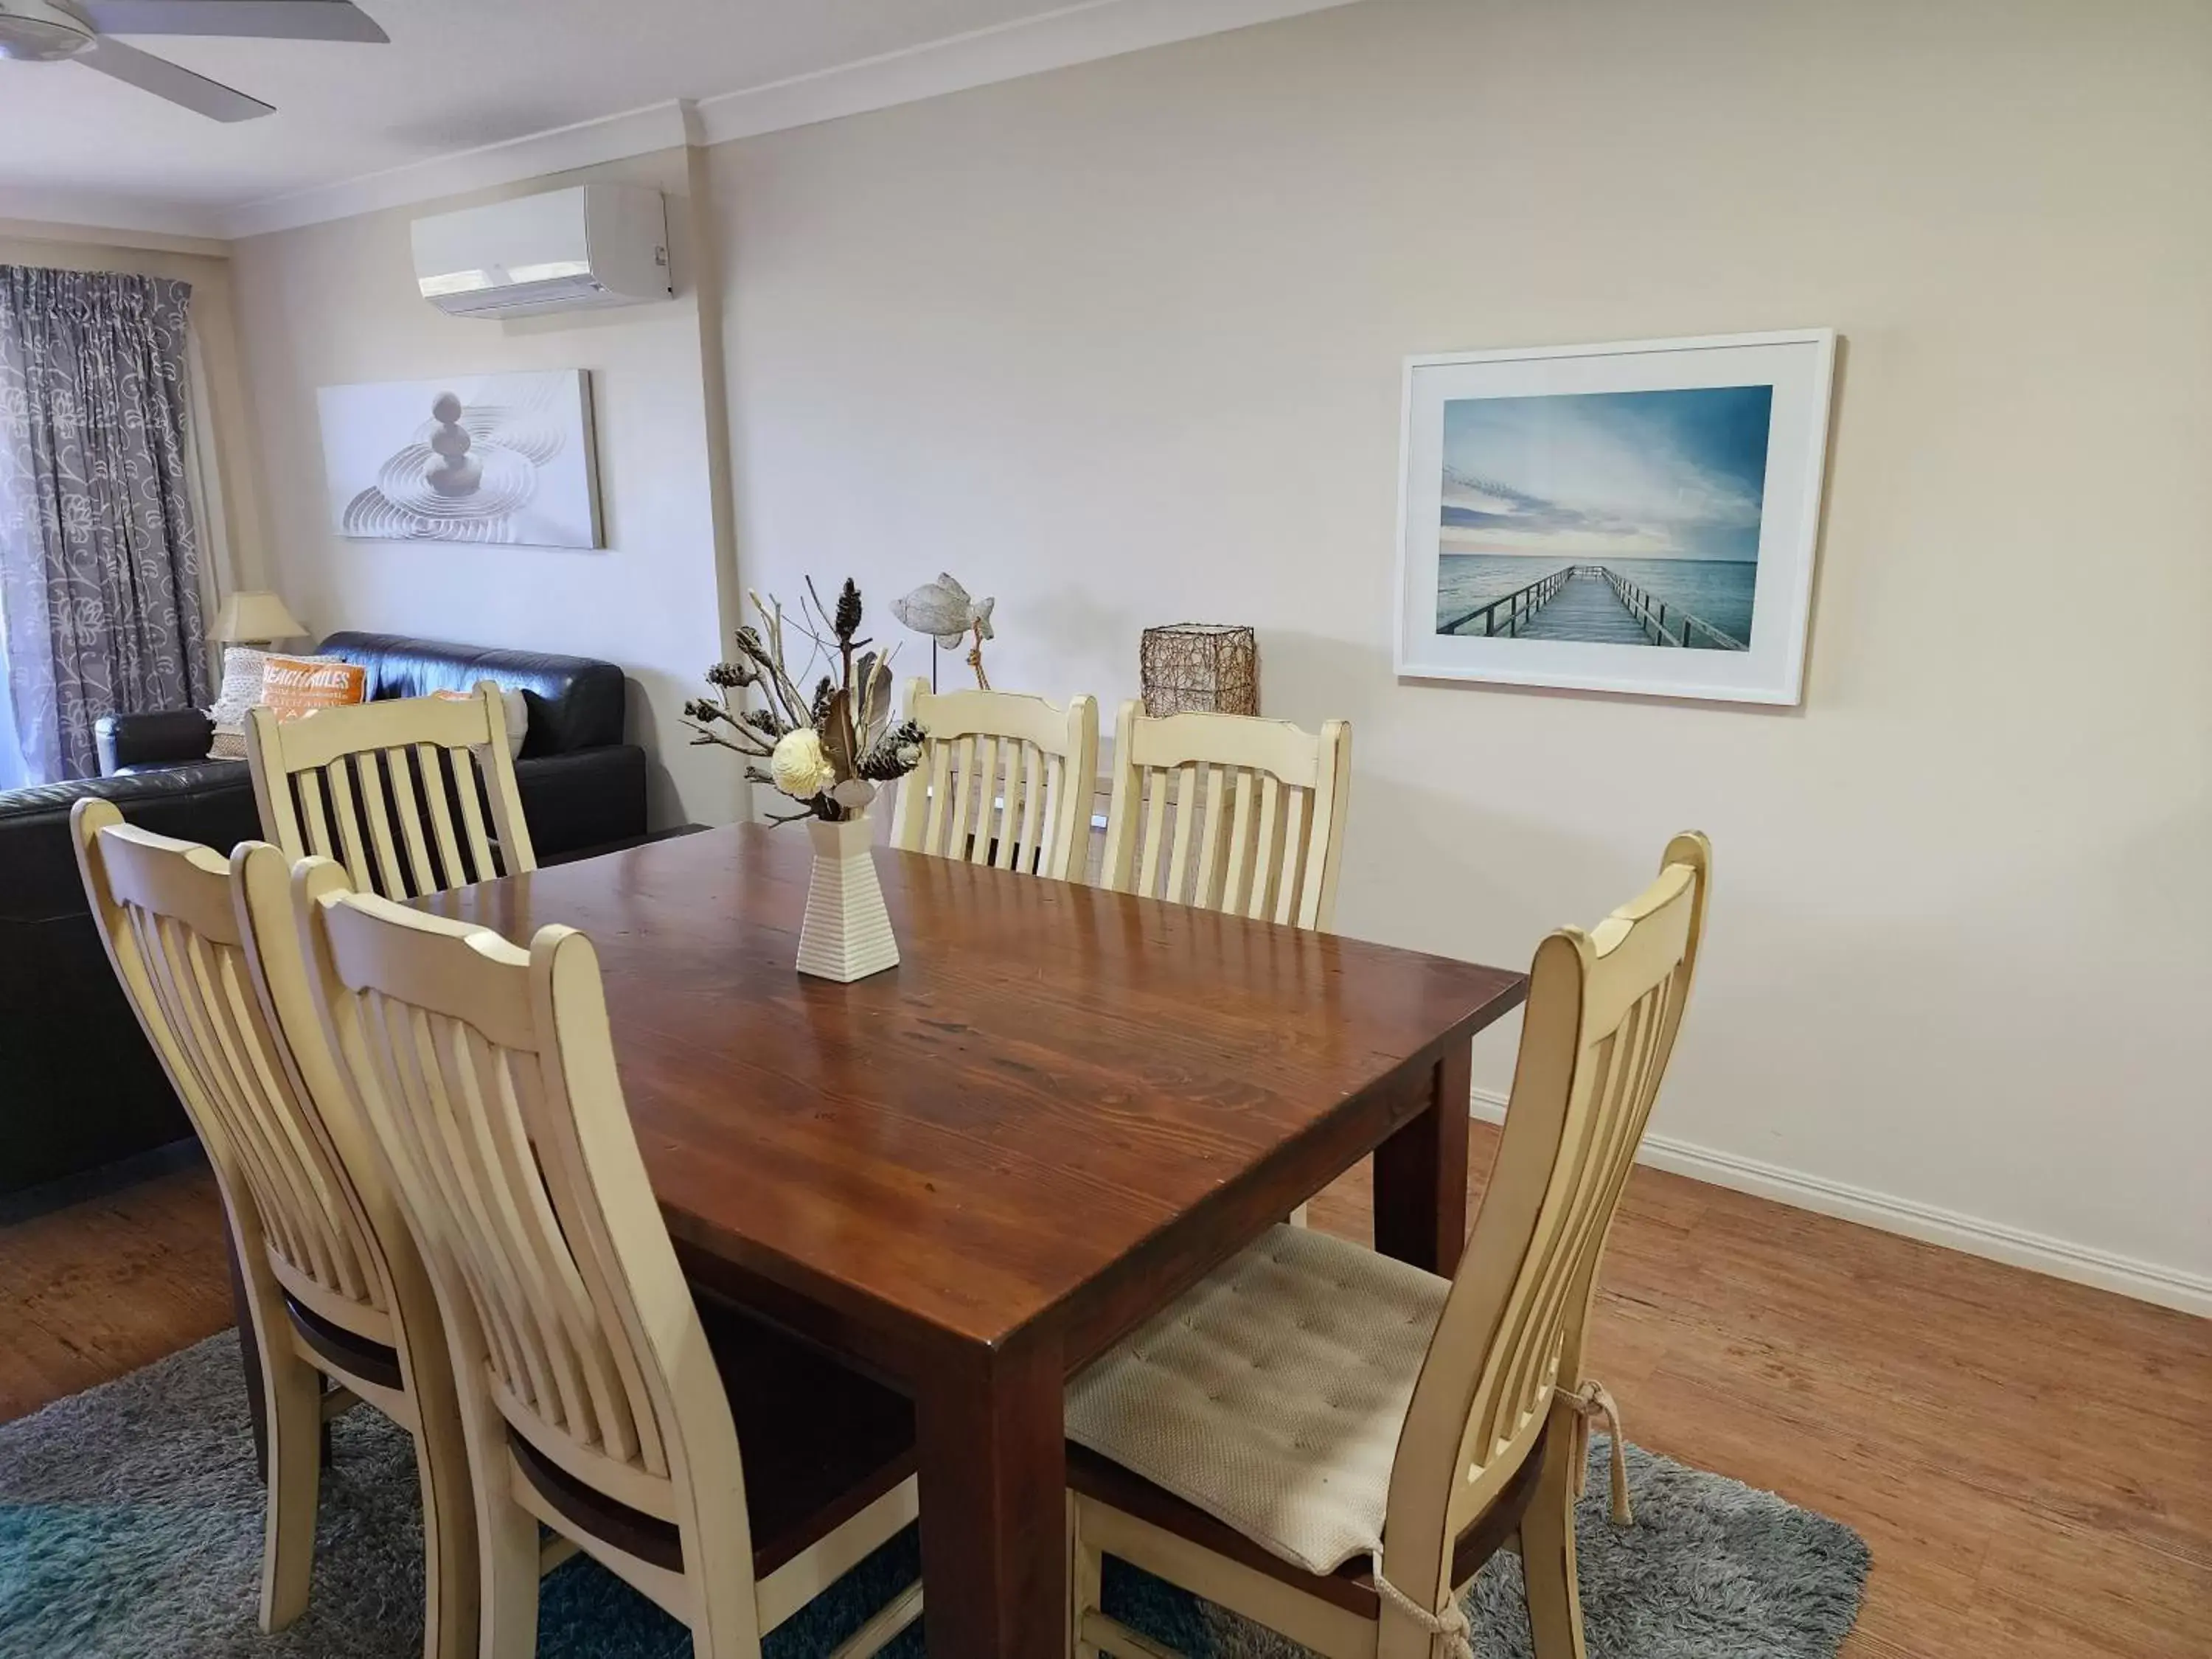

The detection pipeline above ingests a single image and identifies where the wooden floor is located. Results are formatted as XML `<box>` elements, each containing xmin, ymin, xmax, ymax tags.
<box><xmin>3</xmin><ymin>1127</ymin><xmax>2206</xmax><ymax>1658</ymax></box>
<box><xmin>0</xmin><ymin>1159</ymin><xmax>237</xmax><ymax>1423</ymax></box>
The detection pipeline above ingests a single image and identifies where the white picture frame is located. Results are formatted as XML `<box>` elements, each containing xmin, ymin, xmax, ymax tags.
<box><xmin>316</xmin><ymin>369</ymin><xmax>602</xmax><ymax>549</ymax></box>
<box><xmin>1393</xmin><ymin>329</ymin><xmax>1837</xmax><ymax>705</ymax></box>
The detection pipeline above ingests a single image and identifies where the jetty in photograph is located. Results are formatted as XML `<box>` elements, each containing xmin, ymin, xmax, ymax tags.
<box><xmin>1441</xmin><ymin>562</ymin><xmax>1747</xmax><ymax>649</ymax></box>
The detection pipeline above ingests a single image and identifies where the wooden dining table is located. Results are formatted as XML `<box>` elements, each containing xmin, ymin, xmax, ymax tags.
<box><xmin>422</xmin><ymin>821</ymin><xmax>1526</xmax><ymax>1655</ymax></box>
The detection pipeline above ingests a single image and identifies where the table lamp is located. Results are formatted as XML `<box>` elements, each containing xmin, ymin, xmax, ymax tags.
<box><xmin>213</xmin><ymin>590</ymin><xmax>307</xmax><ymax>647</ymax></box>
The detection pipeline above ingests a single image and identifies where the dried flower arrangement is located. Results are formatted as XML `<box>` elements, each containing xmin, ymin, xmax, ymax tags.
<box><xmin>684</xmin><ymin>578</ymin><xmax>927</xmax><ymax>823</ymax></box>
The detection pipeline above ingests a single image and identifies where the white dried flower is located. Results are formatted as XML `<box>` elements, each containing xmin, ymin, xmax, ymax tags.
<box><xmin>770</xmin><ymin>727</ymin><xmax>836</xmax><ymax>800</ymax></box>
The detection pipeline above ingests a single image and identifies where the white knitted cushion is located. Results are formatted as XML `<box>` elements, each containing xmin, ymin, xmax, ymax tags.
<box><xmin>430</xmin><ymin>686</ymin><xmax>529</xmax><ymax>759</ymax></box>
<box><xmin>1065</xmin><ymin>1223</ymin><xmax>1449</xmax><ymax>1576</ymax></box>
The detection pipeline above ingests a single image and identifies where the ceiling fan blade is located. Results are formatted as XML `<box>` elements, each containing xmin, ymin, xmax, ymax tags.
<box><xmin>74</xmin><ymin>1</ymin><xmax>387</xmax><ymax>44</ymax></box>
<box><xmin>79</xmin><ymin>35</ymin><xmax>274</xmax><ymax>120</ymax></box>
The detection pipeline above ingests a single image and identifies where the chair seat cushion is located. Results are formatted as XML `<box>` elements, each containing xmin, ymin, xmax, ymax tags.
<box><xmin>1065</xmin><ymin>1223</ymin><xmax>1448</xmax><ymax>1576</ymax></box>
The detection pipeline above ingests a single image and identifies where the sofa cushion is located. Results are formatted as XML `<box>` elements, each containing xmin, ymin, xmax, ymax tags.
<box><xmin>431</xmin><ymin>686</ymin><xmax>528</xmax><ymax>758</ymax></box>
<box><xmin>319</xmin><ymin>631</ymin><xmax>625</xmax><ymax>758</ymax></box>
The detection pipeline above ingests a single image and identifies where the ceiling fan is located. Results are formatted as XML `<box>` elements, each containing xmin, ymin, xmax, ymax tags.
<box><xmin>0</xmin><ymin>0</ymin><xmax>386</xmax><ymax>122</ymax></box>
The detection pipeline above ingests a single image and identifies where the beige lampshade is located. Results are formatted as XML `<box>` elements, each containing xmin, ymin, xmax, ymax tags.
<box><xmin>213</xmin><ymin>590</ymin><xmax>307</xmax><ymax>644</ymax></box>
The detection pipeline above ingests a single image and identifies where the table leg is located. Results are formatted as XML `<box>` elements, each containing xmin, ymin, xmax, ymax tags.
<box><xmin>914</xmin><ymin>1324</ymin><xmax>1066</xmax><ymax>1658</ymax></box>
<box><xmin>1374</xmin><ymin>1039</ymin><xmax>1471</xmax><ymax>1273</ymax></box>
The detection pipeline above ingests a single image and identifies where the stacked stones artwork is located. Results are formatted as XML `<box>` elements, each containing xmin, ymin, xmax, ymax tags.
<box><xmin>425</xmin><ymin>392</ymin><xmax>483</xmax><ymax>495</ymax></box>
<box><xmin>316</xmin><ymin>369</ymin><xmax>602</xmax><ymax>548</ymax></box>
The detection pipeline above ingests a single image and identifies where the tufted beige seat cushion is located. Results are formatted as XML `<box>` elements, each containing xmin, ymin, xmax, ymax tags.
<box><xmin>1065</xmin><ymin>1222</ymin><xmax>1449</xmax><ymax>1576</ymax></box>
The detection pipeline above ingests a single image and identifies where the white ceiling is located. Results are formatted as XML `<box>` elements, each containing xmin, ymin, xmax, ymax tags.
<box><xmin>0</xmin><ymin>0</ymin><xmax>1354</xmax><ymax>239</ymax></box>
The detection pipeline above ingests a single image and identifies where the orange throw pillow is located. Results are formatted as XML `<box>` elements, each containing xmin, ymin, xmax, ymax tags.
<box><xmin>261</xmin><ymin>655</ymin><xmax>367</xmax><ymax>722</ymax></box>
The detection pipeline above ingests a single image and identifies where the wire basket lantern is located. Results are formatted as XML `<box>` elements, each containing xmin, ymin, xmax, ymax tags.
<box><xmin>1140</xmin><ymin>624</ymin><xmax>1259</xmax><ymax>718</ymax></box>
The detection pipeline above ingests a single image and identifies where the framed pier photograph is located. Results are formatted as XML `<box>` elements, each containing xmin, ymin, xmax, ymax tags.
<box><xmin>1394</xmin><ymin>330</ymin><xmax>1836</xmax><ymax>704</ymax></box>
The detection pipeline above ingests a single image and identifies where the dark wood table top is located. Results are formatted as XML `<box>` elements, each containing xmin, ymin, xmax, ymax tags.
<box><xmin>425</xmin><ymin>823</ymin><xmax>1526</xmax><ymax>1362</ymax></box>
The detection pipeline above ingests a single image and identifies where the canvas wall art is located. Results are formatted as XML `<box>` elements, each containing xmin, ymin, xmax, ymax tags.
<box><xmin>316</xmin><ymin>369</ymin><xmax>602</xmax><ymax>549</ymax></box>
<box><xmin>1395</xmin><ymin>330</ymin><xmax>1835</xmax><ymax>704</ymax></box>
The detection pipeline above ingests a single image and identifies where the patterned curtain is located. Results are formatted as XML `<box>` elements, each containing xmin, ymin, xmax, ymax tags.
<box><xmin>0</xmin><ymin>266</ymin><xmax>208</xmax><ymax>783</ymax></box>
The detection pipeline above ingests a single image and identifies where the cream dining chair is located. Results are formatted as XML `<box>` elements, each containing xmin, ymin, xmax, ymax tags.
<box><xmin>247</xmin><ymin>681</ymin><xmax>532</xmax><ymax>899</ymax></box>
<box><xmin>1100</xmin><ymin>703</ymin><xmax>1352</xmax><ymax>931</ymax></box>
<box><xmin>888</xmin><ymin>678</ymin><xmax>1099</xmax><ymax>880</ymax></box>
<box><xmin>1064</xmin><ymin>833</ymin><xmax>1713</xmax><ymax>1659</ymax></box>
<box><xmin>293</xmin><ymin>861</ymin><xmax>925</xmax><ymax>1659</ymax></box>
<box><xmin>70</xmin><ymin>801</ymin><xmax>476</xmax><ymax>1659</ymax></box>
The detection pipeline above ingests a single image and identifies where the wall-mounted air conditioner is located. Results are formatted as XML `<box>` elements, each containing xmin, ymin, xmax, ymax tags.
<box><xmin>411</xmin><ymin>184</ymin><xmax>671</xmax><ymax>320</ymax></box>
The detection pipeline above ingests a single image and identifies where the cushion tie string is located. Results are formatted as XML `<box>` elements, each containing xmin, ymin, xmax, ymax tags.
<box><xmin>1372</xmin><ymin>1569</ymin><xmax>1476</xmax><ymax>1659</ymax></box>
<box><xmin>1557</xmin><ymin>1377</ymin><xmax>1633</xmax><ymax>1526</ymax></box>
<box><xmin>1370</xmin><ymin>1382</ymin><xmax>1630</xmax><ymax>1655</ymax></box>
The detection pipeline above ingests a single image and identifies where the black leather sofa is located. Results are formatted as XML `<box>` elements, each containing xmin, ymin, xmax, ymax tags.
<box><xmin>1</xmin><ymin>632</ymin><xmax>646</xmax><ymax>1197</ymax></box>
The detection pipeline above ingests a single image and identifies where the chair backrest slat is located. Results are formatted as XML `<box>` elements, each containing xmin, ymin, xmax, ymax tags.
<box><xmin>294</xmin><ymin>765</ymin><xmax>335</xmax><ymax>868</ymax></box>
<box><xmin>1139</xmin><ymin>767</ymin><xmax>1172</xmax><ymax>897</ymax></box>
<box><xmin>416</xmin><ymin>742</ymin><xmax>467</xmax><ymax>886</ymax></box>
<box><xmin>1248</xmin><ymin>773</ymin><xmax>1282</xmax><ymax>922</ymax></box>
<box><xmin>945</xmin><ymin>735</ymin><xmax>978</xmax><ymax>858</ymax></box>
<box><xmin>383</xmin><ymin>748</ymin><xmax>439</xmax><ymax>897</ymax></box>
<box><xmin>1222</xmin><ymin>767</ymin><xmax>1259</xmax><ymax>915</ymax></box>
<box><xmin>248</xmin><ymin>684</ymin><xmax>532</xmax><ymax>899</ymax></box>
<box><xmin>447</xmin><ymin>743</ymin><xmax>502</xmax><ymax>883</ymax></box>
<box><xmin>1101</xmin><ymin>705</ymin><xmax>1352</xmax><ymax>931</ymax></box>
<box><xmin>355</xmin><ymin>748</ymin><xmax>410</xmax><ymax>899</ymax></box>
<box><xmin>889</xmin><ymin>681</ymin><xmax>1101</xmax><ymax>880</ymax></box>
<box><xmin>1189</xmin><ymin>765</ymin><xmax>1228</xmax><ymax>908</ymax></box>
<box><xmin>1379</xmin><ymin>833</ymin><xmax>1711</xmax><ymax>1611</ymax></box>
<box><xmin>919</xmin><ymin>737</ymin><xmax>950</xmax><ymax>851</ymax></box>
<box><xmin>324</xmin><ymin>750</ymin><xmax>375</xmax><ymax>890</ymax></box>
<box><xmin>1009</xmin><ymin>743</ymin><xmax>1043</xmax><ymax>871</ymax></box>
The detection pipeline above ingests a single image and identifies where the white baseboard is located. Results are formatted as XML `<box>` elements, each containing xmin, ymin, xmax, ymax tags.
<box><xmin>1467</xmin><ymin>1089</ymin><xmax>2211</xmax><ymax>1320</ymax></box>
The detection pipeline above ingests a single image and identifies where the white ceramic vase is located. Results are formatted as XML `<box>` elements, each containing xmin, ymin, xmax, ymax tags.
<box><xmin>796</xmin><ymin>814</ymin><xmax>900</xmax><ymax>983</ymax></box>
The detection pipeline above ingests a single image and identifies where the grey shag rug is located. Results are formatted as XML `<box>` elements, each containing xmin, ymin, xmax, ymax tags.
<box><xmin>0</xmin><ymin>1334</ymin><xmax>1866</xmax><ymax>1658</ymax></box>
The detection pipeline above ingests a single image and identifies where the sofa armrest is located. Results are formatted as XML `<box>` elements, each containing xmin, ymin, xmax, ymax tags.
<box><xmin>514</xmin><ymin>745</ymin><xmax>648</xmax><ymax>860</ymax></box>
<box><xmin>97</xmin><ymin>709</ymin><xmax>213</xmax><ymax>776</ymax></box>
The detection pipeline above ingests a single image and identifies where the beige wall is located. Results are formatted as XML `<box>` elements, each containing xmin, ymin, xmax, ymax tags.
<box><xmin>227</xmin><ymin>150</ymin><xmax>741</xmax><ymax>829</ymax></box>
<box><xmin>709</xmin><ymin>0</ymin><xmax>2212</xmax><ymax>1298</ymax></box>
<box><xmin>0</xmin><ymin>220</ymin><xmax>270</xmax><ymax>594</ymax></box>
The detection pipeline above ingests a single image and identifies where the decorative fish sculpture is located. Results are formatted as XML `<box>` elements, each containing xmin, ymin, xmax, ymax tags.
<box><xmin>891</xmin><ymin>573</ymin><xmax>995</xmax><ymax>649</ymax></box>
